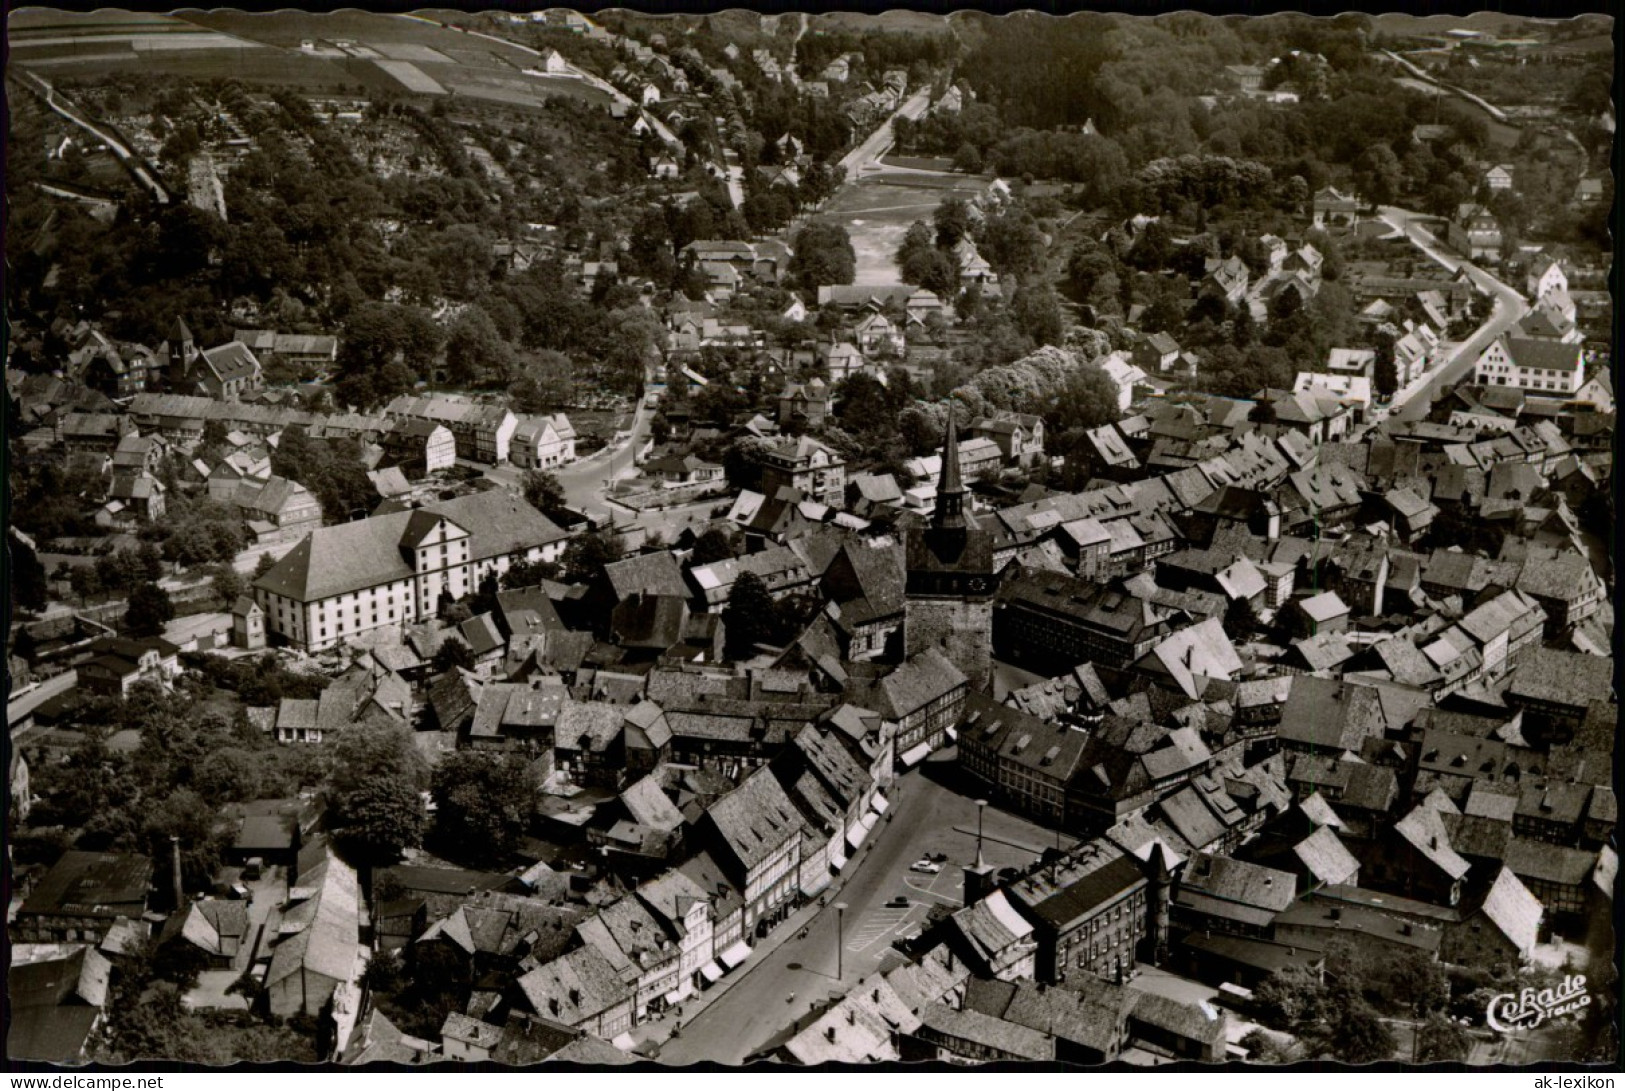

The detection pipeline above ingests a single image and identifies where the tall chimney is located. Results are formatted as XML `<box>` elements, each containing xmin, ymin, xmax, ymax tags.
<box><xmin>170</xmin><ymin>835</ymin><xmax>185</xmax><ymax>909</ymax></box>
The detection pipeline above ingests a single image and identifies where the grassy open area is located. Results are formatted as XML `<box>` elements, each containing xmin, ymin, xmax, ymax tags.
<box><xmin>1529</xmin><ymin>33</ymin><xmax>1613</xmax><ymax>56</ymax></box>
<box><xmin>815</xmin><ymin>172</ymin><xmax>988</xmax><ymax>284</ymax></box>
<box><xmin>879</xmin><ymin>154</ymin><xmax>958</xmax><ymax>172</ymax></box>
<box><xmin>432</xmin><ymin>66</ymin><xmax>612</xmax><ymax>108</ymax></box>
<box><xmin>20</xmin><ymin>48</ymin><xmax>404</xmax><ymax>96</ymax></box>
<box><xmin>177</xmin><ymin>9</ymin><xmax>540</xmax><ymax>68</ymax></box>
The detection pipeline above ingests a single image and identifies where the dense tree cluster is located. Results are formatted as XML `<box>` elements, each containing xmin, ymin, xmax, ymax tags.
<box><xmin>429</xmin><ymin>750</ymin><xmax>540</xmax><ymax>866</ymax></box>
<box><xmin>722</xmin><ymin>570</ymin><xmax>810</xmax><ymax>657</ymax></box>
<box><xmin>22</xmin><ymin>680</ymin><xmax>324</xmax><ymax>899</ymax></box>
<box><xmin>98</xmin><ymin>969</ymin><xmax>318</xmax><ymax>1064</ymax></box>
<box><xmin>271</xmin><ymin>425</ymin><xmax>378</xmax><ymax>522</ymax></box>
<box><xmin>896</xmin><ymin>221</ymin><xmax>960</xmax><ymax>298</ymax></box>
<box><xmin>324</xmin><ymin>720</ymin><xmax>429</xmax><ymax>865</ymax></box>
<box><xmin>142</xmin><ymin>497</ymin><xmax>248</xmax><ymax>568</ymax></box>
<box><xmin>788</xmin><ymin>222</ymin><xmax>857</xmax><ymax>290</ymax></box>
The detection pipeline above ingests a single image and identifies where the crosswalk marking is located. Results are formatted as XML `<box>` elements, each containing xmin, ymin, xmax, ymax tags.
<box><xmin>845</xmin><ymin>910</ymin><xmax>907</xmax><ymax>952</ymax></box>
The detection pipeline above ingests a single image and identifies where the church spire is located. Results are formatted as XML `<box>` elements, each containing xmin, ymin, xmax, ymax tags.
<box><xmin>933</xmin><ymin>410</ymin><xmax>968</xmax><ymax>529</ymax></box>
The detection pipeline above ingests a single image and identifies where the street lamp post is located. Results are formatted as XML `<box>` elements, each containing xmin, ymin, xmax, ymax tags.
<box><xmin>834</xmin><ymin>902</ymin><xmax>847</xmax><ymax>982</ymax></box>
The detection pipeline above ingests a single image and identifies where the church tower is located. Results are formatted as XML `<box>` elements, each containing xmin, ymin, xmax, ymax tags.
<box><xmin>166</xmin><ymin>316</ymin><xmax>198</xmax><ymax>391</ymax></box>
<box><xmin>904</xmin><ymin>413</ymin><xmax>996</xmax><ymax>690</ymax></box>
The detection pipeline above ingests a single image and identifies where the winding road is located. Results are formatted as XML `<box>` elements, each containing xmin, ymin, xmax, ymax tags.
<box><xmin>1373</xmin><ymin>206</ymin><xmax>1529</xmax><ymax>423</ymax></box>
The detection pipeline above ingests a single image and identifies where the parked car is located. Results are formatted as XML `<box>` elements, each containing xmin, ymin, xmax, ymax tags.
<box><xmin>885</xmin><ymin>895</ymin><xmax>910</xmax><ymax>908</ymax></box>
<box><xmin>909</xmin><ymin>859</ymin><xmax>942</xmax><ymax>874</ymax></box>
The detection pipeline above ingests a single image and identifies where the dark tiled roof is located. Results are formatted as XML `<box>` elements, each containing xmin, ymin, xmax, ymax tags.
<box><xmin>1508</xmin><ymin>648</ymin><xmax>1613</xmax><ymax>709</ymax></box>
<box><xmin>704</xmin><ymin>766</ymin><xmax>805</xmax><ymax>870</ymax></box>
<box><xmin>20</xmin><ymin>851</ymin><xmax>152</xmax><ymax>917</ymax></box>
<box><xmin>603</xmin><ymin>551</ymin><xmax>688</xmax><ymax>601</ymax></box>
<box><xmin>1277</xmin><ymin>676</ymin><xmax>1386</xmax><ymax>752</ymax></box>
<box><xmin>255</xmin><ymin>491</ymin><xmax>567</xmax><ymax>603</ymax></box>
<box><xmin>1504</xmin><ymin>336</ymin><xmax>1583</xmax><ymax>374</ymax></box>
<box><xmin>1007</xmin><ymin>845</ymin><xmax>1145</xmax><ymax>930</ymax></box>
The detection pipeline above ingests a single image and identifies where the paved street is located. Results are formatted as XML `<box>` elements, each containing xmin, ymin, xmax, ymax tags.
<box><xmin>554</xmin><ymin>398</ymin><xmax>653</xmax><ymax>524</ymax></box>
<box><xmin>1375</xmin><ymin>206</ymin><xmax>1530</xmax><ymax>423</ymax></box>
<box><xmin>650</xmin><ymin>754</ymin><xmax>1069</xmax><ymax>1065</ymax></box>
<box><xmin>836</xmin><ymin>88</ymin><xmax>932</xmax><ymax>183</ymax></box>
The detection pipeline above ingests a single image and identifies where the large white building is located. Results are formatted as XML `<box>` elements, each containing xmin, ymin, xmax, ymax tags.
<box><xmin>1473</xmin><ymin>335</ymin><xmax>1585</xmax><ymax>396</ymax></box>
<box><xmin>253</xmin><ymin>490</ymin><xmax>570</xmax><ymax>651</ymax></box>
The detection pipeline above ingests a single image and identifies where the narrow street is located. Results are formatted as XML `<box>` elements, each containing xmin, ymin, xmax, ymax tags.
<box><xmin>650</xmin><ymin>756</ymin><xmax>1068</xmax><ymax>1065</ymax></box>
<box><xmin>1374</xmin><ymin>206</ymin><xmax>1529</xmax><ymax>423</ymax></box>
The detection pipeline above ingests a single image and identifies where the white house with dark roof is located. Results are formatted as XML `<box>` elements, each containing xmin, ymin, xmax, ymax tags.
<box><xmin>382</xmin><ymin>418</ymin><xmax>457</xmax><ymax>474</ymax></box>
<box><xmin>188</xmin><ymin>341</ymin><xmax>264</xmax><ymax>400</ymax></box>
<box><xmin>1473</xmin><ymin>335</ymin><xmax>1585</xmax><ymax>396</ymax></box>
<box><xmin>253</xmin><ymin>491</ymin><xmax>569</xmax><ymax>651</ymax></box>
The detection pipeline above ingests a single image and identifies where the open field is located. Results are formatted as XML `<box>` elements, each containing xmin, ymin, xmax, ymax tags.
<box><xmin>436</xmin><ymin>67</ymin><xmax>611</xmax><ymax>108</ymax></box>
<box><xmin>373</xmin><ymin>58</ymin><xmax>446</xmax><ymax>94</ymax></box>
<box><xmin>1371</xmin><ymin>11</ymin><xmax>1595</xmax><ymax>36</ymax></box>
<box><xmin>814</xmin><ymin>171</ymin><xmax>987</xmax><ymax>284</ymax></box>
<box><xmin>15</xmin><ymin>48</ymin><xmax>410</xmax><ymax>97</ymax></box>
<box><xmin>176</xmin><ymin>9</ymin><xmax>539</xmax><ymax>67</ymax></box>
<box><xmin>1528</xmin><ymin>33</ymin><xmax>1613</xmax><ymax>55</ymax></box>
<box><xmin>879</xmin><ymin>154</ymin><xmax>957</xmax><ymax>172</ymax></box>
<box><xmin>10</xmin><ymin>9</ymin><xmax>616</xmax><ymax>109</ymax></box>
<box><xmin>8</xmin><ymin>9</ymin><xmax>266</xmax><ymax>66</ymax></box>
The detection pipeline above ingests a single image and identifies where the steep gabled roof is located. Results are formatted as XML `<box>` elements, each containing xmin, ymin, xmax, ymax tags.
<box><xmin>1394</xmin><ymin>801</ymin><xmax>1471</xmax><ymax>881</ymax></box>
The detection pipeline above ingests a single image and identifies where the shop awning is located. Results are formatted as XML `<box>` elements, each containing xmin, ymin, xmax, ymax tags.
<box><xmin>801</xmin><ymin>870</ymin><xmax>832</xmax><ymax>898</ymax></box>
<box><xmin>846</xmin><ymin>821</ymin><xmax>872</xmax><ymax>851</ymax></box>
<box><xmin>699</xmin><ymin>961</ymin><xmax>724</xmax><ymax>984</ymax></box>
<box><xmin>900</xmin><ymin>741</ymin><xmax>932</xmax><ymax>767</ymax></box>
<box><xmin>829</xmin><ymin>850</ymin><xmax>849</xmax><ymax>872</ymax></box>
<box><xmin>611</xmin><ymin>1033</ymin><xmax>638</xmax><ymax>1052</ymax></box>
<box><xmin>718</xmin><ymin>940</ymin><xmax>752</xmax><ymax>969</ymax></box>
<box><xmin>946</xmin><ymin>726</ymin><xmax>958</xmax><ymax>742</ymax></box>
<box><xmin>871</xmin><ymin>793</ymin><xmax>890</xmax><ymax>815</ymax></box>
<box><xmin>664</xmin><ymin>980</ymin><xmax>696</xmax><ymax>1006</ymax></box>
